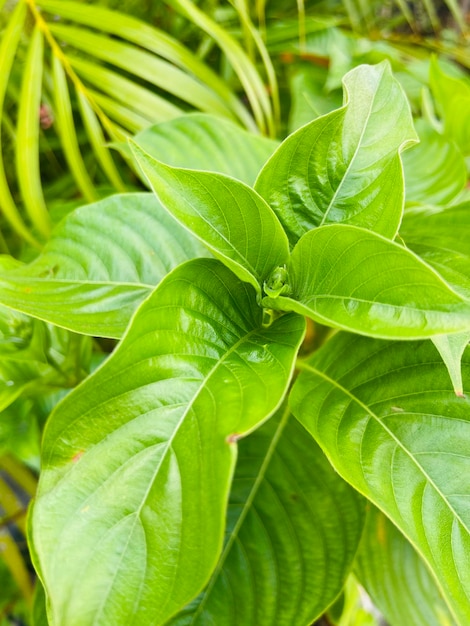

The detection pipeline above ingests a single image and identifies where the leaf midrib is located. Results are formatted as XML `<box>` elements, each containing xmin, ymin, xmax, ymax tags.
<box><xmin>298</xmin><ymin>361</ymin><xmax>470</xmax><ymax>551</ymax></box>
<box><xmin>318</xmin><ymin>75</ymin><xmax>378</xmax><ymax>227</ymax></box>
<box><xmin>187</xmin><ymin>403</ymin><xmax>291</xmax><ymax>624</ymax></box>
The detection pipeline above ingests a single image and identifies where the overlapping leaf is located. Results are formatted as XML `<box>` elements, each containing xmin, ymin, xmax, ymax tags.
<box><xmin>127</xmin><ymin>114</ymin><xmax>278</xmax><ymax>186</ymax></box>
<box><xmin>430</xmin><ymin>58</ymin><xmax>470</xmax><ymax>154</ymax></box>
<box><xmin>131</xmin><ymin>143</ymin><xmax>289</xmax><ymax>294</ymax></box>
<box><xmin>400</xmin><ymin>203</ymin><xmax>470</xmax><ymax>300</ymax></box>
<box><xmin>169</xmin><ymin>409</ymin><xmax>364</xmax><ymax>625</ymax></box>
<box><xmin>32</xmin><ymin>259</ymin><xmax>305</xmax><ymax>626</ymax></box>
<box><xmin>255</xmin><ymin>61</ymin><xmax>418</xmax><ymax>245</ymax></box>
<box><xmin>355</xmin><ymin>506</ymin><xmax>457</xmax><ymax>626</ymax></box>
<box><xmin>402</xmin><ymin>120</ymin><xmax>467</xmax><ymax>206</ymax></box>
<box><xmin>0</xmin><ymin>193</ymin><xmax>206</xmax><ymax>337</ymax></box>
<box><xmin>263</xmin><ymin>224</ymin><xmax>470</xmax><ymax>339</ymax></box>
<box><xmin>291</xmin><ymin>333</ymin><xmax>470</xmax><ymax>624</ymax></box>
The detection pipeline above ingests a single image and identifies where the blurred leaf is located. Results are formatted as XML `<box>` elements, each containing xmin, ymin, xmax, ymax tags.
<box><xmin>128</xmin><ymin>113</ymin><xmax>278</xmax><ymax>186</ymax></box>
<box><xmin>0</xmin><ymin>1</ymin><xmax>38</xmax><ymax>246</ymax></box>
<box><xmin>16</xmin><ymin>25</ymin><xmax>50</xmax><ymax>238</ymax></box>
<box><xmin>430</xmin><ymin>58</ymin><xmax>470</xmax><ymax>155</ymax></box>
<box><xmin>52</xmin><ymin>56</ymin><xmax>98</xmax><ymax>204</ymax></box>
<box><xmin>37</xmin><ymin>0</ymin><xmax>253</xmax><ymax>129</ymax></box>
<box><xmin>401</xmin><ymin>203</ymin><xmax>470</xmax><ymax>300</ymax></box>
<box><xmin>355</xmin><ymin>506</ymin><xmax>457</xmax><ymax>626</ymax></box>
<box><xmin>403</xmin><ymin>120</ymin><xmax>467</xmax><ymax>206</ymax></box>
<box><xmin>432</xmin><ymin>332</ymin><xmax>470</xmax><ymax>397</ymax></box>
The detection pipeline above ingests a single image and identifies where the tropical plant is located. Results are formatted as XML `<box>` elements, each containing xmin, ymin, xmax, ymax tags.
<box><xmin>1</xmin><ymin>1</ymin><xmax>470</xmax><ymax>625</ymax></box>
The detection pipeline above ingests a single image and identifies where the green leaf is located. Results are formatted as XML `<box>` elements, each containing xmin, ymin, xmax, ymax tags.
<box><xmin>0</xmin><ymin>0</ymin><xmax>38</xmax><ymax>246</ymax></box>
<box><xmin>264</xmin><ymin>224</ymin><xmax>470</xmax><ymax>340</ymax></box>
<box><xmin>432</xmin><ymin>332</ymin><xmax>470</xmax><ymax>397</ymax></box>
<box><xmin>400</xmin><ymin>203</ymin><xmax>470</xmax><ymax>300</ymax></box>
<box><xmin>50</xmin><ymin>23</ymin><xmax>232</xmax><ymax>119</ymax></box>
<box><xmin>430</xmin><ymin>58</ymin><xmax>470</xmax><ymax>155</ymax></box>
<box><xmin>37</xmin><ymin>0</ymin><xmax>253</xmax><ymax>129</ymax></box>
<box><xmin>0</xmin><ymin>193</ymin><xmax>206</xmax><ymax>338</ymax></box>
<box><xmin>402</xmin><ymin>120</ymin><xmax>467</xmax><ymax>207</ymax></box>
<box><xmin>31</xmin><ymin>258</ymin><xmax>305</xmax><ymax>626</ymax></box>
<box><xmin>128</xmin><ymin>114</ymin><xmax>278</xmax><ymax>186</ymax></box>
<box><xmin>70</xmin><ymin>56</ymin><xmax>183</xmax><ymax>124</ymax></box>
<box><xmin>169</xmin><ymin>408</ymin><xmax>364</xmax><ymax>625</ymax></box>
<box><xmin>355</xmin><ymin>506</ymin><xmax>457</xmax><ymax>626</ymax></box>
<box><xmin>291</xmin><ymin>333</ymin><xmax>470</xmax><ymax>625</ymax></box>
<box><xmin>167</xmin><ymin>0</ymin><xmax>274</xmax><ymax>135</ymax></box>
<box><xmin>255</xmin><ymin>61</ymin><xmax>418</xmax><ymax>245</ymax></box>
<box><xmin>16</xmin><ymin>25</ymin><xmax>50</xmax><ymax>238</ymax></box>
<box><xmin>131</xmin><ymin>143</ymin><xmax>289</xmax><ymax>294</ymax></box>
<box><xmin>52</xmin><ymin>56</ymin><xmax>98</xmax><ymax>204</ymax></box>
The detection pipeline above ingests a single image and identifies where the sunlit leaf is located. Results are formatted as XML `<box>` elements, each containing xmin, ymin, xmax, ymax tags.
<box><xmin>263</xmin><ymin>224</ymin><xmax>470</xmax><ymax>339</ymax></box>
<box><xmin>128</xmin><ymin>114</ymin><xmax>277</xmax><ymax>186</ymax></box>
<box><xmin>291</xmin><ymin>333</ymin><xmax>470</xmax><ymax>624</ymax></box>
<box><xmin>32</xmin><ymin>258</ymin><xmax>305</xmax><ymax>626</ymax></box>
<box><xmin>255</xmin><ymin>62</ymin><xmax>418</xmax><ymax>245</ymax></box>
<box><xmin>131</xmin><ymin>143</ymin><xmax>289</xmax><ymax>295</ymax></box>
<box><xmin>0</xmin><ymin>193</ymin><xmax>206</xmax><ymax>337</ymax></box>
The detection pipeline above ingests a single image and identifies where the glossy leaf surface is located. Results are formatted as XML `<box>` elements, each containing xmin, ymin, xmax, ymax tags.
<box><xmin>131</xmin><ymin>143</ymin><xmax>289</xmax><ymax>293</ymax></box>
<box><xmin>401</xmin><ymin>203</ymin><xmax>470</xmax><ymax>300</ymax></box>
<box><xmin>291</xmin><ymin>333</ymin><xmax>470</xmax><ymax>624</ymax></box>
<box><xmin>0</xmin><ymin>193</ymin><xmax>206</xmax><ymax>337</ymax></box>
<box><xmin>128</xmin><ymin>114</ymin><xmax>278</xmax><ymax>186</ymax></box>
<box><xmin>32</xmin><ymin>259</ymin><xmax>305</xmax><ymax>626</ymax></box>
<box><xmin>264</xmin><ymin>224</ymin><xmax>470</xmax><ymax>339</ymax></box>
<box><xmin>355</xmin><ymin>506</ymin><xmax>457</xmax><ymax>626</ymax></box>
<box><xmin>255</xmin><ymin>62</ymin><xmax>417</xmax><ymax>245</ymax></box>
<box><xmin>169</xmin><ymin>409</ymin><xmax>364</xmax><ymax>626</ymax></box>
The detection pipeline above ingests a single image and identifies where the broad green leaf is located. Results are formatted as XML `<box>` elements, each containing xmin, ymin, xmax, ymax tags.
<box><xmin>291</xmin><ymin>333</ymin><xmax>470</xmax><ymax>625</ymax></box>
<box><xmin>32</xmin><ymin>259</ymin><xmax>305</xmax><ymax>626</ymax></box>
<box><xmin>169</xmin><ymin>408</ymin><xmax>364</xmax><ymax>625</ymax></box>
<box><xmin>127</xmin><ymin>114</ymin><xmax>278</xmax><ymax>186</ymax></box>
<box><xmin>402</xmin><ymin>120</ymin><xmax>467</xmax><ymax>206</ymax></box>
<box><xmin>255</xmin><ymin>62</ymin><xmax>418</xmax><ymax>245</ymax></box>
<box><xmin>430</xmin><ymin>58</ymin><xmax>470</xmax><ymax>154</ymax></box>
<box><xmin>432</xmin><ymin>332</ymin><xmax>470</xmax><ymax>397</ymax></box>
<box><xmin>0</xmin><ymin>193</ymin><xmax>206</xmax><ymax>338</ymax></box>
<box><xmin>355</xmin><ymin>506</ymin><xmax>457</xmax><ymax>626</ymax></box>
<box><xmin>400</xmin><ymin>203</ymin><xmax>470</xmax><ymax>300</ymax></box>
<box><xmin>131</xmin><ymin>143</ymin><xmax>289</xmax><ymax>294</ymax></box>
<box><xmin>263</xmin><ymin>224</ymin><xmax>470</xmax><ymax>340</ymax></box>
<box><xmin>16</xmin><ymin>25</ymin><xmax>50</xmax><ymax>238</ymax></box>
